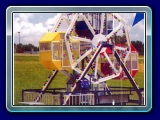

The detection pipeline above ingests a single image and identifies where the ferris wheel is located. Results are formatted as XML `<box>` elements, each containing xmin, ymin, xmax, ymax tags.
<box><xmin>51</xmin><ymin>13</ymin><xmax>131</xmax><ymax>85</ymax></box>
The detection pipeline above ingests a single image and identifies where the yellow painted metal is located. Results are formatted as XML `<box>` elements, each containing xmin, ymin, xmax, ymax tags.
<box><xmin>39</xmin><ymin>32</ymin><xmax>64</xmax><ymax>42</ymax></box>
<box><xmin>39</xmin><ymin>32</ymin><xmax>71</xmax><ymax>70</ymax></box>
<box><xmin>39</xmin><ymin>51</ymin><xmax>52</xmax><ymax>62</ymax></box>
<box><xmin>39</xmin><ymin>50</ymin><xmax>62</xmax><ymax>70</ymax></box>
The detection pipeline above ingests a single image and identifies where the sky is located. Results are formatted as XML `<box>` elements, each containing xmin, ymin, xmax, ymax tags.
<box><xmin>13</xmin><ymin>13</ymin><xmax>144</xmax><ymax>47</ymax></box>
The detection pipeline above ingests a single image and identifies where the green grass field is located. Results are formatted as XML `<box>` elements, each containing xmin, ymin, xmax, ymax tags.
<box><xmin>14</xmin><ymin>54</ymin><xmax>144</xmax><ymax>105</ymax></box>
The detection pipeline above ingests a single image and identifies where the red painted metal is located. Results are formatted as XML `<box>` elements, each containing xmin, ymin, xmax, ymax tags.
<box><xmin>132</xmin><ymin>70</ymin><xmax>138</xmax><ymax>77</ymax></box>
<box><xmin>101</xmin><ymin>62</ymin><xmax>112</xmax><ymax>76</ymax></box>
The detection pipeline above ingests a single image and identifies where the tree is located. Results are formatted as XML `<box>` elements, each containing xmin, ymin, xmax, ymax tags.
<box><xmin>14</xmin><ymin>43</ymin><xmax>17</xmax><ymax>53</ymax></box>
<box><xmin>16</xmin><ymin>43</ymin><xmax>24</xmax><ymax>53</ymax></box>
<box><xmin>131</xmin><ymin>41</ymin><xmax>144</xmax><ymax>55</ymax></box>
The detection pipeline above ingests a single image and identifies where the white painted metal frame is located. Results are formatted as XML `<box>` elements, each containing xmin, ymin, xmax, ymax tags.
<box><xmin>64</xmin><ymin>93</ymin><xmax>94</xmax><ymax>105</ymax></box>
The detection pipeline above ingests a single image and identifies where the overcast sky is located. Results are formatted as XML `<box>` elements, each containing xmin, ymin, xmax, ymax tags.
<box><xmin>13</xmin><ymin>13</ymin><xmax>144</xmax><ymax>47</ymax></box>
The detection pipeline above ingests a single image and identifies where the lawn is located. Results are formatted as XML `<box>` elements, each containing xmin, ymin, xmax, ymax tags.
<box><xmin>14</xmin><ymin>54</ymin><xmax>68</xmax><ymax>105</ymax></box>
<box><xmin>14</xmin><ymin>54</ymin><xmax>144</xmax><ymax>105</ymax></box>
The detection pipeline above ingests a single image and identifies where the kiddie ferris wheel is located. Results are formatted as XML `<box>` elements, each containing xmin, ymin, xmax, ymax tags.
<box><xmin>36</xmin><ymin>13</ymin><xmax>140</xmax><ymax>105</ymax></box>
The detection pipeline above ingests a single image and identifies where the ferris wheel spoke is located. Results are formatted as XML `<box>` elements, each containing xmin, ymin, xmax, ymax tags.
<box><xmin>104</xmin><ymin>52</ymin><xmax>118</xmax><ymax>74</ymax></box>
<box><xmin>106</xmin><ymin>23</ymin><xmax>122</xmax><ymax>39</ymax></box>
<box><xmin>72</xmin><ymin>48</ymin><xmax>92</xmax><ymax>67</ymax></box>
<box><xmin>81</xmin><ymin>14</ymin><xmax>95</xmax><ymax>35</ymax></box>
<box><xmin>70</xmin><ymin>36</ymin><xmax>92</xmax><ymax>43</ymax></box>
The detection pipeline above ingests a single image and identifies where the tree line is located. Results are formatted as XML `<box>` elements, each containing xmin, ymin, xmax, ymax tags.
<box><xmin>111</xmin><ymin>35</ymin><xmax>144</xmax><ymax>55</ymax></box>
<box><xmin>131</xmin><ymin>41</ymin><xmax>144</xmax><ymax>55</ymax></box>
<box><xmin>14</xmin><ymin>38</ymin><xmax>144</xmax><ymax>55</ymax></box>
<box><xmin>14</xmin><ymin>43</ymin><xmax>39</xmax><ymax>53</ymax></box>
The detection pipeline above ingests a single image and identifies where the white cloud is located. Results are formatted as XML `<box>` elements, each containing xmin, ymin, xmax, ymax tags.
<box><xmin>14</xmin><ymin>13</ymin><xmax>46</xmax><ymax>35</ymax></box>
<box><xmin>130</xmin><ymin>33</ymin><xmax>140</xmax><ymax>40</ymax></box>
<box><xmin>119</xmin><ymin>13</ymin><xmax>135</xmax><ymax>26</ymax></box>
<box><xmin>13</xmin><ymin>13</ymin><xmax>56</xmax><ymax>46</ymax></box>
<box><xmin>18</xmin><ymin>13</ymin><xmax>33</xmax><ymax>22</ymax></box>
<box><xmin>45</xmin><ymin>13</ymin><xmax>60</xmax><ymax>30</ymax></box>
<box><xmin>45</xmin><ymin>14</ymin><xmax>59</xmax><ymax>25</ymax></box>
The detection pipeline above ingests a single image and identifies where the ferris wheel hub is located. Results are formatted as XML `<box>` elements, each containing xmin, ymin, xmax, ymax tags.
<box><xmin>92</xmin><ymin>34</ymin><xmax>107</xmax><ymax>53</ymax></box>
